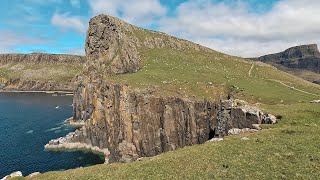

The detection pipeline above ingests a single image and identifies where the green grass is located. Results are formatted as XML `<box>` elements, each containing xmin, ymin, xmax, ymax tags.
<box><xmin>0</xmin><ymin>63</ymin><xmax>82</xmax><ymax>83</ymax></box>
<box><xmin>0</xmin><ymin>67</ymin><xmax>11</xmax><ymax>79</ymax></box>
<box><xmin>109</xmin><ymin>48</ymin><xmax>320</xmax><ymax>104</ymax></box>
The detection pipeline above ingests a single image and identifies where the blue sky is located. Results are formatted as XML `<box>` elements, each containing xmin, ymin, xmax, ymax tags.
<box><xmin>1</xmin><ymin>0</ymin><xmax>319</xmax><ymax>57</ymax></box>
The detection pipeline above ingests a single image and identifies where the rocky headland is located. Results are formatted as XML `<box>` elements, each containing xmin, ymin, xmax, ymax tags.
<box><xmin>45</xmin><ymin>15</ymin><xmax>279</xmax><ymax>163</ymax></box>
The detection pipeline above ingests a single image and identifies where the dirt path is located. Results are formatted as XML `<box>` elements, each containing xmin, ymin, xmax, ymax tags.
<box><xmin>248</xmin><ymin>64</ymin><xmax>254</xmax><ymax>76</ymax></box>
<box><xmin>269</xmin><ymin>79</ymin><xmax>320</xmax><ymax>97</ymax></box>
<box><xmin>248</xmin><ymin>63</ymin><xmax>320</xmax><ymax>97</ymax></box>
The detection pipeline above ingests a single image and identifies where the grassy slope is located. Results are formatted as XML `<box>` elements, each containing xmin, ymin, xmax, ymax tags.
<box><xmin>26</xmin><ymin>28</ymin><xmax>320</xmax><ymax>179</ymax></box>
<box><xmin>110</xmin><ymin>47</ymin><xmax>320</xmax><ymax>104</ymax></box>
<box><xmin>0</xmin><ymin>63</ymin><xmax>82</xmax><ymax>83</ymax></box>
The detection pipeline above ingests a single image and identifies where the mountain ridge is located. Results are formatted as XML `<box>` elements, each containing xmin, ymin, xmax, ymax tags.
<box><xmin>250</xmin><ymin>44</ymin><xmax>320</xmax><ymax>84</ymax></box>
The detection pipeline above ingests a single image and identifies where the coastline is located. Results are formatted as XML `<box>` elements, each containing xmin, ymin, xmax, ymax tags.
<box><xmin>0</xmin><ymin>90</ymin><xmax>73</xmax><ymax>95</ymax></box>
<box><xmin>45</xmin><ymin>126</ymin><xmax>110</xmax><ymax>164</ymax></box>
<box><xmin>65</xmin><ymin>117</ymin><xmax>86</xmax><ymax>128</ymax></box>
<box><xmin>45</xmin><ymin>142</ymin><xmax>110</xmax><ymax>164</ymax></box>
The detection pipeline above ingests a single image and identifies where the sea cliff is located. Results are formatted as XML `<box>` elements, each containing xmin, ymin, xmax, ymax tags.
<box><xmin>46</xmin><ymin>15</ymin><xmax>278</xmax><ymax>163</ymax></box>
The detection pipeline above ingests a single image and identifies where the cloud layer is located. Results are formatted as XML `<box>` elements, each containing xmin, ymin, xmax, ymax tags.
<box><xmin>88</xmin><ymin>0</ymin><xmax>166</xmax><ymax>25</ymax></box>
<box><xmin>159</xmin><ymin>0</ymin><xmax>320</xmax><ymax>57</ymax></box>
<box><xmin>2</xmin><ymin>0</ymin><xmax>320</xmax><ymax>56</ymax></box>
<box><xmin>51</xmin><ymin>13</ymin><xmax>87</xmax><ymax>33</ymax></box>
<box><xmin>0</xmin><ymin>31</ymin><xmax>50</xmax><ymax>53</ymax></box>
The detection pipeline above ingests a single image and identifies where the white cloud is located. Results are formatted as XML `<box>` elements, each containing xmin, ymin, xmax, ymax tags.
<box><xmin>0</xmin><ymin>31</ymin><xmax>50</xmax><ymax>53</ymax></box>
<box><xmin>64</xmin><ymin>47</ymin><xmax>85</xmax><ymax>55</ymax></box>
<box><xmin>51</xmin><ymin>13</ymin><xmax>86</xmax><ymax>33</ymax></box>
<box><xmin>88</xmin><ymin>0</ymin><xmax>166</xmax><ymax>25</ymax></box>
<box><xmin>158</xmin><ymin>0</ymin><xmax>320</xmax><ymax>57</ymax></box>
<box><xmin>70</xmin><ymin>0</ymin><xmax>80</xmax><ymax>8</ymax></box>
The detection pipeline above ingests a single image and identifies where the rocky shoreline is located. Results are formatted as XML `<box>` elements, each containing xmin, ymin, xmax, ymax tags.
<box><xmin>65</xmin><ymin>117</ymin><xmax>86</xmax><ymax>127</ymax></box>
<box><xmin>0</xmin><ymin>90</ymin><xmax>73</xmax><ymax>94</ymax></box>
<box><xmin>44</xmin><ymin>128</ymin><xmax>111</xmax><ymax>164</ymax></box>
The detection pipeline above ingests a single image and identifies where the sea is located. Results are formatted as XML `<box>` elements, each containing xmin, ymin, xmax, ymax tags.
<box><xmin>0</xmin><ymin>93</ymin><xmax>104</xmax><ymax>177</ymax></box>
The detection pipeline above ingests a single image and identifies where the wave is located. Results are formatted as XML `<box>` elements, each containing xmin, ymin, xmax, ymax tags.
<box><xmin>45</xmin><ymin>126</ymin><xmax>62</xmax><ymax>132</ymax></box>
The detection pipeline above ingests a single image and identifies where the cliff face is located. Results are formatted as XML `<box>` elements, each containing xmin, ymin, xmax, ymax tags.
<box><xmin>72</xmin><ymin>78</ymin><xmax>274</xmax><ymax>162</ymax></box>
<box><xmin>85</xmin><ymin>15</ymin><xmax>141</xmax><ymax>74</ymax></box>
<box><xmin>67</xmin><ymin>15</ymin><xmax>277</xmax><ymax>163</ymax></box>
<box><xmin>0</xmin><ymin>53</ymin><xmax>85</xmax><ymax>91</ymax></box>
<box><xmin>0</xmin><ymin>53</ymin><xmax>85</xmax><ymax>65</ymax></box>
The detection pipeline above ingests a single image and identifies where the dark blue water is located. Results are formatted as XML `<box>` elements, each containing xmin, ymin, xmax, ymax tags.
<box><xmin>0</xmin><ymin>93</ymin><xmax>104</xmax><ymax>177</ymax></box>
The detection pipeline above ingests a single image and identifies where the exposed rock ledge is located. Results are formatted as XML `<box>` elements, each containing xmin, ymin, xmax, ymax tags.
<box><xmin>45</xmin><ymin>128</ymin><xmax>110</xmax><ymax>163</ymax></box>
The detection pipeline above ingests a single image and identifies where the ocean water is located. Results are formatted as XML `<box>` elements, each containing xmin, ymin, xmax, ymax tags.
<box><xmin>0</xmin><ymin>93</ymin><xmax>104</xmax><ymax>177</ymax></box>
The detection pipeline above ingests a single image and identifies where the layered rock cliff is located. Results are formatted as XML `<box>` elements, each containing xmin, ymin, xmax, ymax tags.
<box><xmin>46</xmin><ymin>15</ymin><xmax>279</xmax><ymax>163</ymax></box>
<box><xmin>70</xmin><ymin>78</ymin><xmax>276</xmax><ymax>162</ymax></box>
<box><xmin>0</xmin><ymin>53</ymin><xmax>85</xmax><ymax>91</ymax></box>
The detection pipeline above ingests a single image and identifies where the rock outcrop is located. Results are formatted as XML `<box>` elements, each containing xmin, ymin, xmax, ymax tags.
<box><xmin>313</xmin><ymin>80</ymin><xmax>320</xmax><ymax>85</ymax></box>
<box><xmin>46</xmin><ymin>15</ymin><xmax>278</xmax><ymax>163</ymax></box>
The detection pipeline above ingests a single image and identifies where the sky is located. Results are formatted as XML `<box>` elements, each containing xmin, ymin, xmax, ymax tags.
<box><xmin>1</xmin><ymin>0</ymin><xmax>320</xmax><ymax>57</ymax></box>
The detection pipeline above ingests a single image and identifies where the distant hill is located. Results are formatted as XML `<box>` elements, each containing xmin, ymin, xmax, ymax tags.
<box><xmin>0</xmin><ymin>53</ymin><xmax>85</xmax><ymax>91</ymax></box>
<box><xmin>249</xmin><ymin>44</ymin><xmax>320</xmax><ymax>84</ymax></box>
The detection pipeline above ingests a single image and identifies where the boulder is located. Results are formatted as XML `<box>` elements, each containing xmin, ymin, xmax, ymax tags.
<box><xmin>310</xmin><ymin>100</ymin><xmax>320</xmax><ymax>103</ymax></box>
<box><xmin>28</xmin><ymin>172</ymin><xmax>40</xmax><ymax>177</ymax></box>
<box><xmin>262</xmin><ymin>114</ymin><xmax>277</xmax><ymax>124</ymax></box>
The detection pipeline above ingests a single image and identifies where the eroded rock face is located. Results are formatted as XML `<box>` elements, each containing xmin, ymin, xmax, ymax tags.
<box><xmin>71</xmin><ymin>78</ymin><xmax>276</xmax><ymax>162</ymax></box>
<box><xmin>85</xmin><ymin>15</ymin><xmax>141</xmax><ymax>74</ymax></box>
